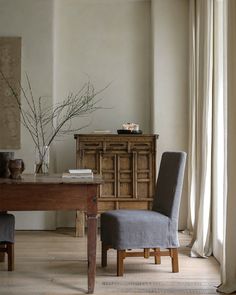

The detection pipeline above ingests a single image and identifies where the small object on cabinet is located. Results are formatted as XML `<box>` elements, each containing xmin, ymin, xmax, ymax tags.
<box><xmin>122</xmin><ymin>122</ymin><xmax>139</xmax><ymax>131</ymax></box>
<box><xmin>117</xmin><ymin>122</ymin><xmax>142</xmax><ymax>134</ymax></box>
<box><xmin>0</xmin><ymin>152</ymin><xmax>14</xmax><ymax>178</ymax></box>
<box><xmin>8</xmin><ymin>159</ymin><xmax>25</xmax><ymax>179</ymax></box>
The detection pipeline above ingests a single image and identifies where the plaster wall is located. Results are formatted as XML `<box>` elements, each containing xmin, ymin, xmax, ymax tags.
<box><xmin>151</xmin><ymin>0</ymin><xmax>189</xmax><ymax>229</ymax></box>
<box><xmin>0</xmin><ymin>0</ymin><xmax>56</xmax><ymax>229</ymax></box>
<box><xmin>53</xmin><ymin>0</ymin><xmax>152</xmax><ymax>227</ymax></box>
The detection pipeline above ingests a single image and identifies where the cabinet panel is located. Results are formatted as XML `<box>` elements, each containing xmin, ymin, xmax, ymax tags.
<box><xmin>137</xmin><ymin>153</ymin><xmax>150</xmax><ymax>170</ymax></box>
<box><xmin>119</xmin><ymin>201</ymin><xmax>151</xmax><ymax>210</ymax></box>
<box><xmin>101</xmin><ymin>182</ymin><xmax>116</xmax><ymax>197</ymax></box>
<box><xmin>137</xmin><ymin>182</ymin><xmax>150</xmax><ymax>198</ymax></box>
<box><xmin>100</xmin><ymin>153</ymin><xmax>116</xmax><ymax>198</ymax></box>
<box><xmin>117</xmin><ymin>153</ymin><xmax>133</xmax><ymax>198</ymax></box>
<box><xmin>78</xmin><ymin>150</ymin><xmax>100</xmax><ymax>173</ymax></box>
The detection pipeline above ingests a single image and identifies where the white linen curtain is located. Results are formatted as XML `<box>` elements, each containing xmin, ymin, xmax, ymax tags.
<box><xmin>217</xmin><ymin>0</ymin><xmax>236</xmax><ymax>293</ymax></box>
<box><xmin>212</xmin><ymin>0</ymin><xmax>227</xmax><ymax>264</ymax></box>
<box><xmin>188</xmin><ymin>0</ymin><xmax>227</xmax><ymax>258</ymax></box>
<box><xmin>188</xmin><ymin>0</ymin><xmax>213</xmax><ymax>257</ymax></box>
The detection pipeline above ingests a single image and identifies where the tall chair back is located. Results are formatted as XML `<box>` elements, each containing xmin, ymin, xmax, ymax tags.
<box><xmin>152</xmin><ymin>152</ymin><xmax>186</xmax><ymax>220</ymax></box>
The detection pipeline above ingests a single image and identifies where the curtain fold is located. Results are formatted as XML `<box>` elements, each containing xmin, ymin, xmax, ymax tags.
<box><xmin>217</xmin><ymin>0</ymin><xmax>236</xmax><ymax>293</ymax></box>
<box><xmin>188</xmin><ymin>0</ymin><xmax>214</xmax><ymax>258</ymax></box>
<box><xmin>212</xmin><ymin>0</ymin><xmax>227</xmax><ymax>265</ymax></box>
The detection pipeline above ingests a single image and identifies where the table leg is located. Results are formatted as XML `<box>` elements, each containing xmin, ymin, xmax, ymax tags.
<box><xmin>87</xmin><ymin>214</ymin><xmax>97</xmax><ymax>294</ymax></box>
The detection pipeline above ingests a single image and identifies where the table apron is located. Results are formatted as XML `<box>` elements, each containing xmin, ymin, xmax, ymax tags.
<box><xmin>0</xmin><ymin>183</ymin><xmax>98</xmax><ymax>213</ymax></box>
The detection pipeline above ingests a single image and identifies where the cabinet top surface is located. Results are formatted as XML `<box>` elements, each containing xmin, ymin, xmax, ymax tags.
<box><xmin>74</xmin><ymin>134</ymin><xmax>159</xmax><ymax>139</ymax></box>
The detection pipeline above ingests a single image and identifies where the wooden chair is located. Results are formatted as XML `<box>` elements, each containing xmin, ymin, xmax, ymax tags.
<box><xmin>100</xmin><ymin>152</ymin><xmax>186</xmax><ymax>276</ymax></box>
<box><xmin>0</xmin><ymin>212</ymin><xmax>15</xmax><ymax>271</ymax></box>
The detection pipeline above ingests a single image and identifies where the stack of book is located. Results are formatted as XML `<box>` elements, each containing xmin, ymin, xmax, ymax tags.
<box><xmin>62</xmin><ymin>169</ymin><xmax>93</xmax><ymax>178</ymax></box>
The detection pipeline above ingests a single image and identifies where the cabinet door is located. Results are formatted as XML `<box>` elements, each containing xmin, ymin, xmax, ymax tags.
<box><xmin>78</xmin><ymin>149</ymin><xmax>100</xmax><ymax>173</ymax></box>
<box><xmin>77</xmin><ymin>140</ymin><xmax>102</xmax><ymax>173</ymax></box>
<box><xmin>136</xmin><ymin>151</ymin><xmax>154</xmax><ymax>199</ymax></box>
<box><xmin>117</xmin><ymin>153</ymin><xmax>134</xmax><ymax>198</ymax></box>
<box><xmin>99</xmin><ymin>152</ymin><xmax>134</xmax><ymax>199</ymax></box>
<box><xmin>99</xmin><ymin>152</ymin><xmax>117</xmax><ymax>198</ymax></box>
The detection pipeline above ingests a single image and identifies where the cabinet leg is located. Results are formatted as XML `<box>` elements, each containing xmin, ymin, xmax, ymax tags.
<box><xmin>75</xmin><ymin>210</ymin><xmax>85</xmax><ymax>237</ymax></box>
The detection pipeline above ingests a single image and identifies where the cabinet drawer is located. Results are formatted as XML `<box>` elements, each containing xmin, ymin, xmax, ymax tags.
<box><xmin>79</xmin><ymin>141</ymin><xmax>102</xmax><ymax>150</ymax></box>
<box><xmin>131</xmin><ymin>142</ymin><xmax>152</xmax><ymax>151</ymax></box>
<box><xmin>105</xmin><ymin>141</ymin><xmax>128</xmax><ymax>151</ymax></box>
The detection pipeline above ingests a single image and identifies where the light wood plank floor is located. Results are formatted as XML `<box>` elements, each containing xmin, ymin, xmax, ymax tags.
<box><xmin>0</xmin><ymin>229</ymin><xmax>220</xmax><ymax>295</ymax></box>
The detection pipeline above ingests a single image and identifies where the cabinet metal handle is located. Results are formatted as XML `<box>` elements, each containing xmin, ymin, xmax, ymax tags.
<box><xmin>133</xmin><ymin>144</ymin><xmax>149</xmax><ymax>147</ymax></box>
<box><xmin>84</xmin><ymin>143</ymin><xmax>100</xmax><ymax>147</ymax></box>
<box><xmin>108</xmin><ymin>143</ymin><xmax>125</xmax><ymax>147</ymax></box>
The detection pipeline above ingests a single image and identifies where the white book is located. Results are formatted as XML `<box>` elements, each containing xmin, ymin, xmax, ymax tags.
<box><xmin>68</xmin><ymin>169</ymin><xmax>92</xmax><ymax>174</ymax></box>
<box><xmin>62</xmin><ymin>172</ymin><xmax>93</xmax><ymax>178</ymax></box>
<box><xmin>93</xmin><ymin>130</ymin><xmax>111</xmax><ymax>134</ymax></box>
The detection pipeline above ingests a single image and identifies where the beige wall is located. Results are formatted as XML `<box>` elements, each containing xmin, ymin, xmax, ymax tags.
<box><xmin>151</xmin><ymin>0</ymin><xmax>189</xmax><ymax>229</ymax></box>
<box><xmin>0</xmin><ymin>0</ymin><xmax>56</xmax><ymax>229</ymax></box>
<box><xmin>53</xmin><ymin>0</ymin><xmax>151</xmax><ymax>173</ymax></box>
<box><xmin>0</xmin><ymin>0</ymin><xmax>189</xmax><ymax>229</ymax></box>
<box><xmin>53</xmin><ymin>0</ymin><xmax>152</xmax><ymax>227</ymax></box>
<box><xmin>0</xmin><ymin>0</ymin><xmax>53</xmax><ymax>171</ymax></box>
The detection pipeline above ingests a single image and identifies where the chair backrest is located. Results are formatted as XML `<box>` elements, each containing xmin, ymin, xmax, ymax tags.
<box><xmin>152</xmin><ymin>152</ymin><xmax>186</xmax><ymax>220</ymax></box>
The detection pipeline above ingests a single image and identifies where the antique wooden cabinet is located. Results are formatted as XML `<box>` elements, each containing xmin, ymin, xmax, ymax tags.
<box><xmin>74</xmin><ymin>134</ymin><xmax>158</xmax><ymax>236</ymax></box>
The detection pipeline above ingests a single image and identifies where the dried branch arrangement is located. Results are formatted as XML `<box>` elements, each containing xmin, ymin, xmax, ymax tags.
<box><xmin>0</xmin><ymin>70</ymin><xmax>108</xmax><ymax>173</ymax></box>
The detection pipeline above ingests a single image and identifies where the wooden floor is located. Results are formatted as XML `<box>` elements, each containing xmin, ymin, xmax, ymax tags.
<box><xmin>0</xmin><ymin>229</ymin><xmax>220</xmax><ymax>295</ymax></box>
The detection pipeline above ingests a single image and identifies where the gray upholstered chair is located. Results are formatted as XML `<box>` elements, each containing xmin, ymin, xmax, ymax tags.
<box><xmin>100</xmin><ymin>151</ymin><xmax>186</xmax><ymax>276</ymax></box>
<box><xmin>0</xmin><ymin>212</ymin><xmax>15</xmax><ymax>271</ymax></box>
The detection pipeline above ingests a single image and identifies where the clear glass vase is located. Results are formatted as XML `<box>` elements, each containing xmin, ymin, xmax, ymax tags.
<box><xmin>34</xmin><ymin>146</ymin><xmax>50</xmax><ymax>174</ymax></box>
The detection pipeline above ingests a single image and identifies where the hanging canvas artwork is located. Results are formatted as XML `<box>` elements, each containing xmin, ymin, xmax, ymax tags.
<box><xmin>0</xmin><ymin>37</ymin><xmax>21</xmax><ymax>149</ymax></box>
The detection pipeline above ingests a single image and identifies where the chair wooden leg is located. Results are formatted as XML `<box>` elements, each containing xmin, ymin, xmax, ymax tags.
<box><xmin>0</xmin><ymin>244</ymin><xmax>5</xmax><ymax>262</ymax></box>
<box><xmin>144</xmin><ymin>248</ymin><xmax>150</xmax><ymax>258</ymax></box>
<box><xmin>7</xmin><ymin>243</ymin><xmax>14</xmax><ymax>271</ymax></box>
<box><xmin>154</xmin><ymin>248</ymin><xmax>161</xmax><ymax>264</ymax></box>
<box><xmin>101</xmin><ymin>243</ymin><xmax>109</xmax><ymax>267</ymax></box>
<box><xmin>170</xmin><ymin>248</ymin><xmax>179</xmax><ymax>273</ymax></box>
<box><xmin>117</xmin><ymin>250</ymin><xmax>126</xmax><ymax>276</ymax></box>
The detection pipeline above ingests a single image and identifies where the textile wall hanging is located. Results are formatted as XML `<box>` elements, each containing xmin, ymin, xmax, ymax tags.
<box><xmin>0</xmin><ymin>37</ymin><xmax>21</xmax><ymax>149</ymax></box>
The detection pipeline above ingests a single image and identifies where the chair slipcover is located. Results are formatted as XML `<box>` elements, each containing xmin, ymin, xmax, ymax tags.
<box><xmin>101</xmin><ymin>152</ymin><xmax>186</xmax><ymax>250</ymax></box>
<box><xmin>0</xmin><ymin>213</ymin><xmax>15</xmax><ymax>243</ymax></box>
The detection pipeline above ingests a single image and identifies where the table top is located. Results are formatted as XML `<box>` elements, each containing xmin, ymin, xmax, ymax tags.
<box><xmin>0</xmin><ymin>174</ymin><xmax>103</xmax><ymax>185</ymax></box>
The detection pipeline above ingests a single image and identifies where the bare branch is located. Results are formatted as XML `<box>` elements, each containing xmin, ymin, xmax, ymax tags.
<box><xmin>0</xmin><ymin>70</ymin><xmax>109</xmax><ymax>173</ymax></box>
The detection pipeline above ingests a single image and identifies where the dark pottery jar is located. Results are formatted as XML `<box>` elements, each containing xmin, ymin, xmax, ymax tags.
<box><xmin>8</xmin><ymin>159</ymin><xmax>25</xmax><ymax>179</ymax></box>
<box><xmin>0</xmin><ymin>152</ymin><xmax>14</xmax><ymax>178</ymax></box>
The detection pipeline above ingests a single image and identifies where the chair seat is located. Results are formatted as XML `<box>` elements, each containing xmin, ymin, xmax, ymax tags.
<box><xmin>0</xmin><ymin>214</ymin><xmax>15</xmax><ymax>243</ymax></box>
<box><xmin>101</xmin><ymin>209</ymin><xmax>179</xmax><ymax>250</ymax></box>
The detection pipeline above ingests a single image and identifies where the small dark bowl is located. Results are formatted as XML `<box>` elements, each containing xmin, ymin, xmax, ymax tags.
<box><xmin>117</xmin><ymin>129</ymin><xmax>142</xmax><ymax>134</ymax></box>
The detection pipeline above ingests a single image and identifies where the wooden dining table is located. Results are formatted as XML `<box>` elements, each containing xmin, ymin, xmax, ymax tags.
<box><xmin>0</xmin><ymin>174</ymin><xmax>102</xmax><ymax>294</ymax></box>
